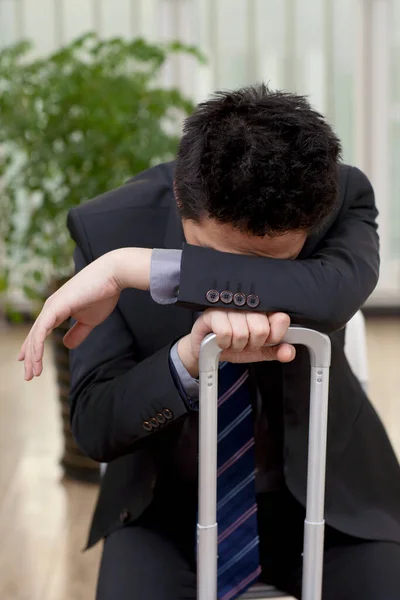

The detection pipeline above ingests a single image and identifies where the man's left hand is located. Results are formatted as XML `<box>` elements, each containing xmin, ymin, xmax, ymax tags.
<box><xmin>18</xmin><ymin>248</ymin><xmax>152</xmax><ymax>380</ymax></box>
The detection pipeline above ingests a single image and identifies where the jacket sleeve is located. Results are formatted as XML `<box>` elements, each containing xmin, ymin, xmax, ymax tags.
<box><xmin>67</xmin><ymin>211</ymin><xmax>189</xmax><ymax>464</ymax></box>
<box><xmin>176</xmin><ymin>167</ymin><xmax>379</xmax><ymax>333</ymax></box>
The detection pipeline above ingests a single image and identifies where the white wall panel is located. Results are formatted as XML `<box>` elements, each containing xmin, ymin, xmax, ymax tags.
<box><xmin>331</xmin><ymin>0</ymin><xmax>357</xmax><ymax>163</ymax></box>
<box><xmin>215</xmin><ymin>0</ymin><xmax>248</xmax><ymax>89</ymax></box>
<box><xmin>159</xmin><ymin>0</ymin><xmax>176</xmax><ymax>89</ymax></box>
<box><xmin>23</xmin><ymin>0</ymin><xmax>57</xmax><ymax>56</ymax></box>
<box><xmin>175</xmin><ymin>0</ymin><xmax>197</xmax><ymax>99</ymax></box>
<box><xmin>62</xmin><ymin>0</ymin><xmax>94</xmax><ymax>43</ymax></box>
<box><xmin>0</xmin><ymin>0</ymin><xmax>20</xmax><ymax>47</ymax></box>
<box><xmin>389</xmin><ymin>0</ymin><xmax>400</xmax><ymax>263</ymax></box>
<box><xmin>254</xmin><ymin>0</ymin><xmax>286</xmax><ymax>90</ymax></box>
<box><xmin>0</xmin><ymin>0</ymin><xmax>398</xmax><ymax>305</ymax></box>
<box><xmin>139</xmin><ymin>0</ymin><xmax>158</xmax><ymax>41</ymax></box>
<box><xmin>191</xmin><ymin>0</ymin><xmax>215</xmax><ymax>98</ymax></box>
<box><xmin>292</xmin><ymin>0</ymin><xmax>325</xmax><ymax>110</ymax></box>
<box><xmin>99</xmin><ymin>0</ymin><xmax>133</xmax><ymax>39</ymax></box>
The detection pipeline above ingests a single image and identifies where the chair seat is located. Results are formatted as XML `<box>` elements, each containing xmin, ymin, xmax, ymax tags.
<box><xmin>239</xmin><ymin>583</ymin><xmax>289</xmax><ymax>599</ymax></box>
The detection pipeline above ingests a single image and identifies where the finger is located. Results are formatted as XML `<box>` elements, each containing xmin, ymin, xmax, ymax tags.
<box><xmin>191</xmin><ymin>309</ymin><xmax>232</xmax><ymax>352</ymax></box>
<box><xmin>18</xmin><ymin>337</ymin><xmax>28</xmax><ymax>361</ymax></box>
<box><xmin>31</xmin><ymin>301</ymin><xmax>70</xmax><ymax>372</ymax></box>
<box><xmin>25</xmin><ymin>333</ymin><xmax>35</xmax><ymax>381</ymax></box>
<box><xmin>276</xmin><ymin>343</ymin><xmax>296</xmax><ymax>362</ymax></box>
<box><xmin>30</xmin><ymin>323</ymin><xmax>50</xmax><ymax>377</ymax></box>
<box><xmin>63</xmin><ymin>322</ymin><xmax>93</xmax><ymax>349</ymax></box>
<box><xmin>266</xmin><ymin>312</ymin><xmax>291</xmax><ymax>346</ymax></box>
<box><xmin>226</xmin><ymin>311</ymin><xmax>250</xmax><ymax>352</ymax></box>
<box><xmin>31</xmin><ymin>334</ymin><xmax>44</xmax><ymax>377</ymax></box>
<box><xmin>27</xmin><ymin>311</ymin><xmax>59</xmax><ymax>379</ymax></box>
<box><xmin>209</xmin><ymin>310</ymin><xmax>233</xmax><ymax>350</ymax></box>
<box><xmin>24</xmin><ymin>361</ymin><xmax>31</xmax><ymax>381</ymax></box>
<box><xmin>29</xmin><ymin>325</ymin><xmax>41</xmax><ymax>378</ymax></box>
<box><xmin>24</xmin><ymin>347</ymin><xmax>31</xmax><ymax>380</ymax></box>
<box><xmin>245</xmin><ymin>312</ymin><xmax>270</xmax><ymax>350</ymax></box>
<box><xmin>262</xmin><ymin>343</ymin><xmax>296</xmax><ymax>363</ymax></box>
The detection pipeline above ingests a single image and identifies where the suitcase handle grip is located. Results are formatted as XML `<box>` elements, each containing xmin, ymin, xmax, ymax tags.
<box><xmin>199</xmin><ymin>325</ymin><xmax>331</xmax><ymax>371</ymax></box>
<box><xmin>197</xmin><ymin>326</ymin><xmax>331</xmax><ymax>600</ymax></box>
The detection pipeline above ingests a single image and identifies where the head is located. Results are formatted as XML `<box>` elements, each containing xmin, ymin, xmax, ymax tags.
<box><xmin>175</xmin><ymin>84</ymin><xmax>341</xmax><ymax>259</ymax></box>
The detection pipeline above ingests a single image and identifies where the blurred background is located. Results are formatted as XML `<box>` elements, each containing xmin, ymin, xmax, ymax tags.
<box><xmin>0</xmin><ymin>1</ymin><xmax>399</xmax><ymax>600</ymax></box>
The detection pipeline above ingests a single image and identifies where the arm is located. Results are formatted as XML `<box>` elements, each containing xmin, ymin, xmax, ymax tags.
<box><xmin>68</xmin><ymin>245</ymin><xmax>189</xmax><ymax>463</ymax></box>
<box><xmin>68</xmin><ymin>245</ymin><xmax>292</xmax><ymax>462</ymax></box>
<box><xmin>176</xmin><ymin>167</ymin><xmax>379</xmax><ymax>332</ymax></box>
<box><xmin>19</xmin><ymin>214</ymin><xmax>292</xmax><ymax>463</ymax></box>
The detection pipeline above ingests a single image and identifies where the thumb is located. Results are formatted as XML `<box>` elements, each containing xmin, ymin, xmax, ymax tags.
<box><xmin>63</xmin><ymin>322</ymin><xmax>94</xmax><ymax>349</ymax></box>
<box><xmin>262</xmin><ymin>343</ymin><xmax>296</xmax><ymax>363</ymax></box>
<box><xmin>190</xmin><ymin>314</ymin><xmax>213</xmax><ymax>358</ymax></box>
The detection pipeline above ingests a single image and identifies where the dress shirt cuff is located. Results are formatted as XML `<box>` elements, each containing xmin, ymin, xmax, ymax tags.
<box><xmin>150</xmin><ymin>248</ymin><xmax>182</xmax><ymax>305</ymax></box>
<box><xmin>169</xmin><ymin>341</ymin><xmax>199</xmax><ymax>410</ymax></box>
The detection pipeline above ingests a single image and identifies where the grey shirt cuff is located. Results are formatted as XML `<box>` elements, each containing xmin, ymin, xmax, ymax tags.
<box><xmin>150</xmin><ymin>248</ymin><xmax>182</xmax><ymax>305</ymax></box>
<box><xmin>170</xmin><ymin>341</ymin><xmax>199</xmax><ymax>401</ymax></box>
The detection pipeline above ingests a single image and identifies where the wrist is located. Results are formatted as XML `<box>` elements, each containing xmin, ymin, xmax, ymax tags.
<box><xmin>110</xmin><ymin>248</ymin><xmax>152</xmax><ymax>291</ymax></box>
<box><xmin>177</xmin><ymin>335</ymin><xmax>199</xmax><ymax>378</ymax></box>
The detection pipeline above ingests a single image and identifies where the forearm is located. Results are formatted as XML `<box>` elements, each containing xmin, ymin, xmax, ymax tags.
<box><xmin>110</xmin><ymin>247</ymin><xmax>152</xmax><ymax>291</ymax></box>
<box><xmin>67</xmin><ymin>245</ymin><xmax>188</xmax><ymax>464</ymax></box>
<box><xmin>175</xmin><ymin>169</ymin><xmax>379</xmax><ymax>332</ymax></box>
<box><xmin>70</xmin><ymin>343</ymin><xmax>189</xmax><ymax>463</ymax></box>
<box><xmin>177</xmin><ymin>244</ymin><xmax>377</xmax><ymax>333</ymax></box>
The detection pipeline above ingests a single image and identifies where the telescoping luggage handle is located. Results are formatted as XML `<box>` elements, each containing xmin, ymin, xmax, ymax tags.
<box><xmin>197</xmin><ymin>326</ymin><xmax>331</xmax><ymax>600</ymax></box>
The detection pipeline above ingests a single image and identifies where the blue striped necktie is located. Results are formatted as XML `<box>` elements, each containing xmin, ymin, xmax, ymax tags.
<box><xmin>216</xmin><ymin>361</ymin><xmax>261</xmax><ymax>600</ymax></box>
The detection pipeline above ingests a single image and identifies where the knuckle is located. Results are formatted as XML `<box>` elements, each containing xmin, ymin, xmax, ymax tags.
<box><xmin>252</xmin><ymin>324</ymin><xmax>269</xmax><ymax>339</ymax></box>
<box><xmin>217</xmin><ymin>327</ymin><xmax>232</xmax><ymax>340</ymax></box>
<box><xmin>233</xmin><ymin>331</ymin><xmax>248</xmax><ymax>344</ymax></box>
<box><xmin>217</xmin><ymin>324</ymin><xmax>231</xmax><ymax>336</ymax></box>
<box><xmin>217</xmin><ymin>336</ymin><xmax>231</xmax><ymax>349</ymax></box>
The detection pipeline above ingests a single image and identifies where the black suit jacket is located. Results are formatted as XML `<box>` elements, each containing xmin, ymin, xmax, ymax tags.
<box><xmin>67</xmin><ymin>161</ymin><xmax>400</xmax><ymax>549</ymax></box>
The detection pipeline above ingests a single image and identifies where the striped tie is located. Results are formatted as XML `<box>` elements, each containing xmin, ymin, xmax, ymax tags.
<box><xmin>216</xmin><ymin>362</ymin><xmax>261</xmax><ymax>600</ymax></box>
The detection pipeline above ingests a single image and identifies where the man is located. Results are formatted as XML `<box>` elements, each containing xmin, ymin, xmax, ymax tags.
<box><xmin>20</xmin><ymin>85</ymin><xmax>400</xmax><ymax>599</ymax></box>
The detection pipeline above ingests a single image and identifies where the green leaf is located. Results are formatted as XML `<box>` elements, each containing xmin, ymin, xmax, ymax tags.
<box><xmin>33</xmin><ymin>271</ymin><xmax>43</xmax><ymax>283</ymax></box>
<box><xmin>23</xmin><ymin>285</ymin><xmax>41</xmax><ymax>301</ymax></box>
<box><xmin>5</xmin><ymin>306</ymin><xmax>24</xmax><ymax>324</ymax></box>
<box><xmin>0</xmin><ymin>274</ymin><xmax>8</xmax><ymax>293</ymax></box>
<box><xmin>0</xmin><ymin>31</ymin><xmax>203</xmax><ymax>303</ymax></box>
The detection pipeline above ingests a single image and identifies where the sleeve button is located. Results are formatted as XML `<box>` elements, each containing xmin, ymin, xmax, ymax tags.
<box><xmin>220</xmin><ymin>290</ymin><xmax>233</xmax><ymax>304</ymax></box>
<box><xmin>162</xmin><ymin>408</ymin><xmax>174</xmax><ymax>420</ymax></box>
<box><xmin>246</xmin><ymin>294</ymin><xmax>260</xmax><ymax>308</ymax></box>
<box><xmin>233</xmin><ymin>292</ymin><xmax>246</xmax><ymax>307</ymax></box>
<box><xmin>119</xmin><ymin>509</ymin><xmax>130</xmax><ymax>523</ymax></box>
<box><xmin>156</xmin><ymin>412</ymin><xmax>167</xmax><ymax>424</ymax></box>
<box><xmin>206</xmin><ymin>289</ymin><xmax>220</xmax><ymax>304</ymax></box>
<box><xmin>149</xmin><ymin>417</ymin><xmax>159</xmax><ymax>429</ymax></box>
<box><xmin>142</xmin><ymin>420</ymin><xmax>153</xmax><ymax>432</ymax></box>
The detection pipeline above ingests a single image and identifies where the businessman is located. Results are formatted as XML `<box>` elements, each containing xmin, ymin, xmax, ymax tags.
<box><xmin>20</xmin><ymin>85</ymin><xmax>400</xmax><ymax>599</ymax></box>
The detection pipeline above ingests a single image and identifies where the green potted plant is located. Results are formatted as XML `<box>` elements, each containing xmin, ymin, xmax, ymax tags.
<box><xmin>0</xmin><ymin>32</ymin><xmax>201</xmax><ymax>481</ymax></box>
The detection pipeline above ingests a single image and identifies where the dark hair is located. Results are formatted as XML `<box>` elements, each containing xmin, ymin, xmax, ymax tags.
<box><xmin>175</xmin><ymin>84</ymin><xmax>341</xmax><ymax>236</ymax></box>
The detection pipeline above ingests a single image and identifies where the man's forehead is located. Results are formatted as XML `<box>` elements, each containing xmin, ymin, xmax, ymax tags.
<box><xmin>182</xmin><ymin>218</ymin><xmax>307</xmax><ymax>260</ymax></box>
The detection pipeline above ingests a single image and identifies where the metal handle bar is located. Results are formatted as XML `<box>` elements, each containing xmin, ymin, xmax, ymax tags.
<box><xmin>197</xmin><ymin>326</ymin><xmax>331</xmax><ymax>600</ymax></box>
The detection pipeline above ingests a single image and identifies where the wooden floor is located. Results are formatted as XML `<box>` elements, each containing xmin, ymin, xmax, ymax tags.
<box><xmin>0</xmin><ymin>319</ymin><xmax>399</xmax><ymax>600</ymax></box>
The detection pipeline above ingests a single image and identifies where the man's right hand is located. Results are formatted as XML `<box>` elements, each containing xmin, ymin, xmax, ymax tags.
<box><xmin>177</xmin><ymin>309</ymin><xmax>296</xmax><ymax>378</ymax></box>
